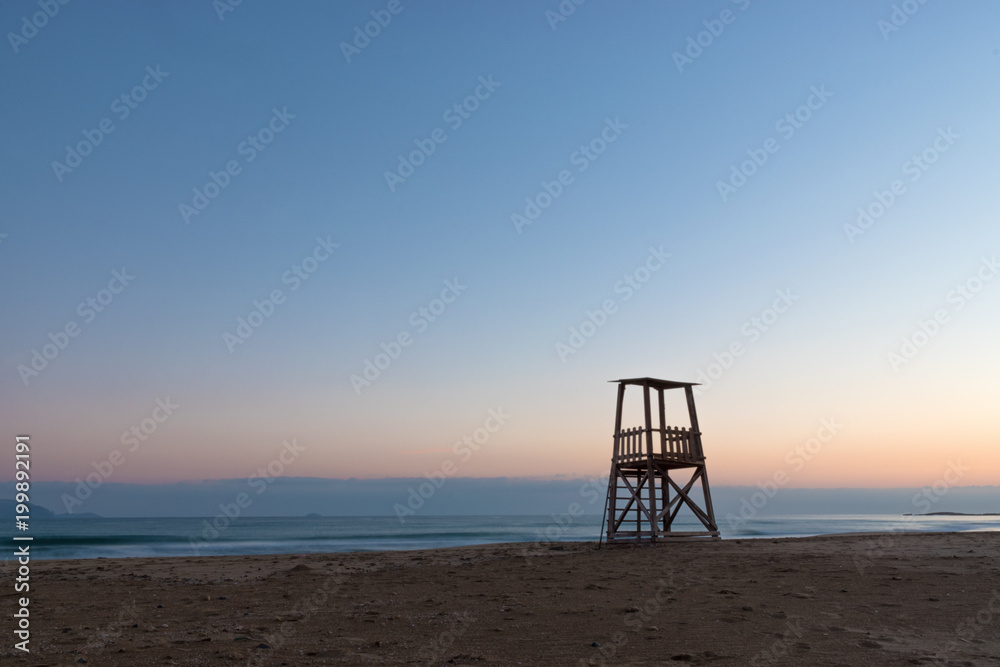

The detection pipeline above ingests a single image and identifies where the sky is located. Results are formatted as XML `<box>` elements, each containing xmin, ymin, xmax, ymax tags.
<box><xmin>2</xmin><ymin>1</ymin><xmax>999</xmax><ymax>497</ymax></box>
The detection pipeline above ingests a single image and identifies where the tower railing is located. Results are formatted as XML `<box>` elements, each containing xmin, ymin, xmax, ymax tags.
<box><xmin>613</xmin><ymin>425</ymin><xmax>704</xmax><ymax>464</ymax></box>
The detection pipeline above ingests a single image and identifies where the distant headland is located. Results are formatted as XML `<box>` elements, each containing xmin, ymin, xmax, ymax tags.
<box><xmin>903</xmin><ymin>512</ymin><xmax>1000</xmax><ymax>516</ymax></box>
<box><xmin>0</xmin><ymin>499</ymin><xmax>102</xmax><ymax>519</ymax></box>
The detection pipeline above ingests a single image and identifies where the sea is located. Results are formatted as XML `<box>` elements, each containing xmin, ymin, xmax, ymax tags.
<box><xmin>3</xmin><ymin>514</ymin><xmax>1000</xmax><ymax>561</ymax></box>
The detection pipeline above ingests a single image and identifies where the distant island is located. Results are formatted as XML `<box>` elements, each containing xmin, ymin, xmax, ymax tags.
<box><xmin>0</xmin><ymin>499</ymin><xmax>102</xmax><ymax>519</ymax></box>
<box><xmin>903</xmin><ymin>512</ymin><xmax>1000</xmax><ymax>516</ymax></box>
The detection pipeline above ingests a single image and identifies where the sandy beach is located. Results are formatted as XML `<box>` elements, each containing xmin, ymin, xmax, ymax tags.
<box><xmin>3</xmin><ymin>532</ymin><xmax>999</xmax><ymax>666</ymax></box>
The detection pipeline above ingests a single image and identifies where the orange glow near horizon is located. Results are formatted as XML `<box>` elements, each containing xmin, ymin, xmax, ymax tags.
<box><xmin>12</xmin><ymin>373</ymin><xmax>999</xmax><ymax>489</ymax></box>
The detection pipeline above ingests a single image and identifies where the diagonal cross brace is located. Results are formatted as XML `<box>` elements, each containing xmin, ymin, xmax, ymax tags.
<box><xmin>611</xmin><ymin>469</ymin><xmax>655</xmax><ymax>531</ymax></box>
<box><xmin>664</xmin><ymin>468</ymin><xmax>716</xmax><ymax>530</ymax></box>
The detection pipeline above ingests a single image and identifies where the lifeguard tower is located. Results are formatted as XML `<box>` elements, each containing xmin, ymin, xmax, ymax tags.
<box><xmin>604</xmin><ymin>378</ymin><xmax>719</xmax><ymax>543</ymax></box>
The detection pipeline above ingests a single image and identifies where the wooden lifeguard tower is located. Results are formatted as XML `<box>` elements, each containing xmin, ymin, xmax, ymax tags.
<box><xmin>604</xmin><ymin>378</ymin><xmax>719</xmax><ymax>543</ymax></box>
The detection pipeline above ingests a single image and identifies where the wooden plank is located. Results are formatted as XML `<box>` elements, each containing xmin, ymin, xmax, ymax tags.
<box><xmin>657</xmin><ymin>389</ymin><xmax>667</xmax><ymax>458</ymax></box>
<box><xmin>700</xmin><ymin>466</ymin><xmax>718</xmax><ymax>531</ymax></box>
<box><xmin>659</xmin><ymin>491</ymin><xmax>685</xmax><ymax>521</ymax></box>
<box><xmin>612</xmin><ymin>469</ymin><xmax>650</xmax><ymax>532</ymax></box>
<box><xmin>612</xmin><ymin>469</ymin><xmax>636</xmax><ymax>532</ymax></box>
<box><xmin>684</xmin><ymin>384</ymin><xmax>706</xmax><ymax>461</ymax></box>
<box><xmin>665</xmin><ymin>468</ymin><xmax>714</xmax><ymax>529</ymax></box>
<box><xmin>635</xmin><ymin>469</ymin><xmax>641</xmax><ymax>535</ymax></box>
<box><xmin>642</xmin><ymin>382</ymin><xmax>656</xmax><ymax>543</ymax></box>
<box><xmin>643</xmin><ymin>384</ymin><xmax>653</xmax><ymax>458</ymax></box>
<box><xmin>659</xmin><ymin>464</ymin><xmax>668</xmax><ymax>532</ymax></box>
<box><xmin>614</xmin><ymin>382</ymin><xmax>626</xmax><ymax>439</ymax></box>
<box><xmin>607</xmin><ymin>382</ymin><xmax>626</xmax><ymax>541</ymax></box>
<box><xmin>607</xmin><ymin>531</ymin><xmax>720</xmax><ymax>539</ymax></box>
<box><xmin>684</xmin><ymin>385</ymin><xmax>701</xmax><ymax>432</ymax></box>
<box><xmin>650</xmin><ymin>461</ymin><xmax>676</xmax><ymax>523</ymax></box>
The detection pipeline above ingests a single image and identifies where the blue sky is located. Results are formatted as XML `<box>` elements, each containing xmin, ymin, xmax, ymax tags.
<box><xmin>2</xmin><ymin>1</ymin><xmax>999</xmax><ymax>489</ymax></box>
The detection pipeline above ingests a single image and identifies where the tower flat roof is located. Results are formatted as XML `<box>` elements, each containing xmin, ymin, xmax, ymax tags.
<box><xmin>609</xmin><ymin>377</ymin><xmax>700</xmax><ymax>390</ymax></box>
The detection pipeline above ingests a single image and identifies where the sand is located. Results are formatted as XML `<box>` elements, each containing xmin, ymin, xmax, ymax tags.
<box><xmin>2</xmin><ymin>532</ymin><xmax>999</xmax><ymax>666</ymax></box>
